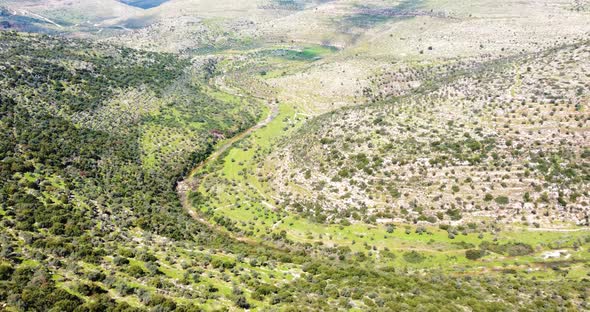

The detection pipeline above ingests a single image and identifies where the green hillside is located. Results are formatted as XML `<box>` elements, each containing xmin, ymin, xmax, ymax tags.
<box><xmin>0</xmin><ymin>0</ymin><xmax>589</xmax><ymax>310</ymax></box>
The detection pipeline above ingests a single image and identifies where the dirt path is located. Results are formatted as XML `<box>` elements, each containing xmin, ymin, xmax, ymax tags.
<box><xmin>176</xmin><ymin>102</ymin><xmax>278</xmax><ymax>244</ymax></box>
<box><xmin>18</xmin><ymin>10</ymin><xmax>63</xmax><ymax>28</ymax></box>
<box><xmin>187</xmin><ymin>103</ymin><xmax>278</xmax><ymax>178</ymax></box>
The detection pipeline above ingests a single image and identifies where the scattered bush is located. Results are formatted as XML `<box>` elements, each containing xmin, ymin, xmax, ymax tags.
<box><xmin>465</xmin><ymin>249</ymin><xmax>486</xmax><ymax>260</ymax></box>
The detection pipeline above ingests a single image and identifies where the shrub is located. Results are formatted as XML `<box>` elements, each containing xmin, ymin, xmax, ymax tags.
<box><xmin>87</xmin><ymin>271</ymin><xmax>106</xmax><ymax>282</ymax></box>
<box><xmin>505</xmin><ymin>243</ymin><xmax>534</xmax><ymax>256</ymax></box>
<box><xmin>235</xmin><ymin>296</ymin><xmax>250</xmax><ymax>308</ymax></box>
<box><xmin>446</xmin><ymin>209</ymin><xmax>462</xmax><ymax>221</ymax></box>
<box><xmin>381</xmin><ymin>250</ymin><xmax>396</xmax><ymax>260</ymax></box>
<box><xmin>0</xmin><ymin>263</ymin><xmax>14</xmax><ymax>280</ymax></box>
<box><xmin>386</xmin><ymin>224</ymin><xmax>395</xmax><ymax>233</ymax></box>
<box><xmin>113</xmin><ymin>256</ymin><xmax>130</xmax><ymax>266</ymax></box>
<box><xmin>127</xmin><ymin>265</ymin><xmax>145</xmax><ymax>278</ymax></box>
<box><xmin>495</xmin><ymin>196</ymin><xmax>509</xmax><ymax>205</ymax></box>
<box><xmin>523</xmin><ymin>192</ymin><xmax>531</xmax><ymax>202</ymax></box>
<box><xmin>465</xmin><ymin>249</ymin><xmax>486</xmax><ymax>260</ymax></box>
<box><xmin>403</xmin><ymin>251</ymin><xmax>425</xmax><ymax>263</ymax></box>
<box><xmin>480</xmin><ymin>241</ymin><xmax>534</xmax><ymax>256</ymax></box>
<box><xmin>75</xmin><ymin>282</ymin><xmax>107</xmax><ymax>296</ymax></box>
<box><xmin>147</xmin><ymin>294</ymin><xmax>177</xmax><ymax>310</ymax></box>
<box><xmin>426</xmin><ymin>215</ymin><xmax>438</xmax><ymax>223</ymax></box>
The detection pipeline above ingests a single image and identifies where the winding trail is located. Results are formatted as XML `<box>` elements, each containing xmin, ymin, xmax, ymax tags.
<box><xmin>176</xmin><ymin>102</ymin><xmax>278</xmax><ymax>244</ymax></box>
<box><xmin>189</xmin><ymin>103</ymin><xmax>278</xmax><ymax>178</ymax></box>
<box><xmin>18</xmin><ymin>10</ymin><xmax>63</xmax><ymax>28</ymax></box>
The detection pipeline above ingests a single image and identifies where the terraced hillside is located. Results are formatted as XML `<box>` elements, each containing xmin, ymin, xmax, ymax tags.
<box><xmin>266</xmin><ymin>41</ymin><xmax>590</xmax><ymax>227</ymax></box>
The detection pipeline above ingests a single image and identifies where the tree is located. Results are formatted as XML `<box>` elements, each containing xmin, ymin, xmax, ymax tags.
<box><xmin>402</xmin><ymin>251</ymin><xmax>425</xmax><ymax>263</ymax></box>
<box><xmin>494</xmin><ymin>196</ymin><xmax>509</xmax><ymax>205</ymax></box>
<box><xmin>0</xmin><ymin>263</ymin><xmax>14</xmax><ymax>280</ymax></box>
<box><xmin>235</xmin><ymin>296</ymin><xmax>250</xmax><ymax>309</ymax></box>
<box><xmin>465</xmin><ymin>249</ymin><xmax>486</xmax><ymax>260</ymax></box>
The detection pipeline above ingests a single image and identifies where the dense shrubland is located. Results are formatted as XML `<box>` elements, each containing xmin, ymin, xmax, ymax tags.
<box><xmin>0</xmin><ymin>31</ymin><xmax>259</xmax><ymax>239</ymax></box>
<box><xmin>0</xmin><ymin>31</ymin><xmax>264</xmax><ymax>310</ymax></box>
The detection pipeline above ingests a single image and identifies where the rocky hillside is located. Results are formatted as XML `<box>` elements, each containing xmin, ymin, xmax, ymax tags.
<box><xmin>265</xmin><ymin>40</ymin><xmax>590</xmax><ymax>227</ymax></box>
